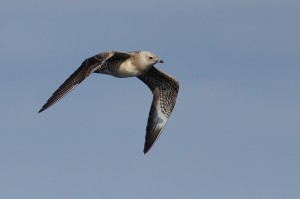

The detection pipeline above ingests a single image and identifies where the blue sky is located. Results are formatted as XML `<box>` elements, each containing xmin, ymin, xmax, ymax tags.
<box><xmin>1</xmin><ymin>0</ymin><xmax>300</xmax><ymax>198</ymax></box>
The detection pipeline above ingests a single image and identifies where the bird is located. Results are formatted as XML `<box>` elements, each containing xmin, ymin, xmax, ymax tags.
<box><xmin>38</xmin><ymin>51</ymin><xmax>179</xmax><ymax>154</ymax></box>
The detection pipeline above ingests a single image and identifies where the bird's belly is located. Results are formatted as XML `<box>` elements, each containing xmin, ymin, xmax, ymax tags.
<box><xmin>113</xmin><ymin>62</ymin><xmax>144</xmax><ymax>78</ymax></box>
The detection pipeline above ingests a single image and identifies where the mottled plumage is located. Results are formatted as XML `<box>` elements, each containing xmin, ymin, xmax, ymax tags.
<box><xmin>39</xmin><ymin>51</ymin><xmax>179</xmax><ymax>154</ymax></box>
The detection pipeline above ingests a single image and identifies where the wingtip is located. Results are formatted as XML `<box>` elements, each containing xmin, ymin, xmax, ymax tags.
<box><xmin>38</xmin><ymin>107</ymin><xmax>45</xmax><ymax>114</ymax></box>
<box><xmin>143</xmin><ymin>145</ymin><xmax>152</xmax><ymax>154</ymax></box>
<box><xmin>143</xmin><ymin>148</ymin><xmax>149</xmax><ymax>154</ymax></box>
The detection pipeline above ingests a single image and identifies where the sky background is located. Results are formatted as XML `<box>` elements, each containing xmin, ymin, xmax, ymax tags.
<box><xmin>1</xmin><ymin>0</ymin><xmax>300</xmax><ymax>198</ymax></box>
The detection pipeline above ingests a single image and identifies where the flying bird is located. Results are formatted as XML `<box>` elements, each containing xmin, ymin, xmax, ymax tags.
<box><xmin>38</xmin><ymin>51</ymin><xmax>179</xmax><ymax>154</ymax></box>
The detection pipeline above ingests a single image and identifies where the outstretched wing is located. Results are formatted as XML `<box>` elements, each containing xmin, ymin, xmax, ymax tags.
<box><xmin>38</xmin><ymin>52</ymin><xmax>115</xmax><ymax>113</ymax></box>
<box><xmin>137</xmin><ymin>66</ymin><xmax>179</xmax><ymax>154</ymax></box>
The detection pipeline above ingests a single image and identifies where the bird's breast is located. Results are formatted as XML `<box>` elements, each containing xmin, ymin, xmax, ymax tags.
<box><xmin>113</xmin><ymin>60</ymin><xmax>148</xmax><ymax>78</ymax></box>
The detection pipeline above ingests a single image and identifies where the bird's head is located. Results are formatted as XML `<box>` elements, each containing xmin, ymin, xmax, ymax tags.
<box><xmin>139</xmin><ymin>51</ymin><xmax>164</xmax><ymax>67</ymax></box>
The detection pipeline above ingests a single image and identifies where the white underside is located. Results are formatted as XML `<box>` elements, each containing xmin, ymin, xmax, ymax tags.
<box><xmin>114</xmin><ymin>60</ymin><xmax>151</xmax><ymax>78</ymax></box>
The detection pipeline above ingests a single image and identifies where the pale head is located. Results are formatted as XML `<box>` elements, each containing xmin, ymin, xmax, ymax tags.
<box><xmin>138</xmin><ymin>51</ymin><xmax>164</xmax><ymax>67</ymax></box>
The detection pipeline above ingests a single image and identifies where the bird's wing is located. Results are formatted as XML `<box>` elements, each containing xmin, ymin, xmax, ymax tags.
<box><xmin>38</xmin><ymin>51</ymin><xmax>129</xmax><ymax>113</ymax></box>
<box><xmin>137</xmin><ymin>66</ymin><xmax>179</xmax><ymax>154</ymax></box>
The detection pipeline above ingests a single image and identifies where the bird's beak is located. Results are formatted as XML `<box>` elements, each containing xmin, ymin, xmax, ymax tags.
<box><xmin>159</xmin><ymin>59</ymin><xmax>164</xmax><ymax>63</ymax></box>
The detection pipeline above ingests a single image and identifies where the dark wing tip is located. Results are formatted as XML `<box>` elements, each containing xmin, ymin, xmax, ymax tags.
<box><xmin>143</xmin><ymin>142</ymin><xmax>157</xmax><ymax>154</ymax></box>
<box><xmin>38</xmin><ymin>104</ymin><xmax>50</xmax><ymax>114</ymax></box>
<box><xmin>143</xmin><ymin>148</ymin><xmax>149</xmax><ymax>154</ymax></box>
<box><xmin>143</xmin><ymin>124</ymin><xmax>166</xmax><ymax>154</ymax></box>
<box><xmin>38</xmin><ymin>108</ymin><xmax>44</xmax><ymax>114</ymax></box>
<box><xmin>38</xmin><ymin>103</ymin><xmax>50</xmax><ymax>113</ymax></box>
<box><xmin>143</xmin><ymin>143</ymin><xmax>153</xmax><ymax>154</ymax></box>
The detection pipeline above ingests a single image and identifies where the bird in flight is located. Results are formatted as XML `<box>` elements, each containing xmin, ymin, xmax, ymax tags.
<box><xmin>38</xmin><ymin>51</ymin><xmax>179</xmax><ymax>154</ymax></box>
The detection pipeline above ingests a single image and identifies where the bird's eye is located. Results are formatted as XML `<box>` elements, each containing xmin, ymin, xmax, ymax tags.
<box><xmin>149</xmin><ymin>56</ymin><xmax>153</xmax><ymax>60</ymax></box>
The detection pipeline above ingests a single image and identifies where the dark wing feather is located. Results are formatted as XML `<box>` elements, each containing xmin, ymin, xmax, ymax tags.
<box><xmin>137</xmin><ymin>66</ymin><xmax>179</xmax><ymax>154</ymax></box>
<box><xmin>38</xmin><ymin>52</ymin><xmax>114</xmax><ymax>113</ymax></box>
